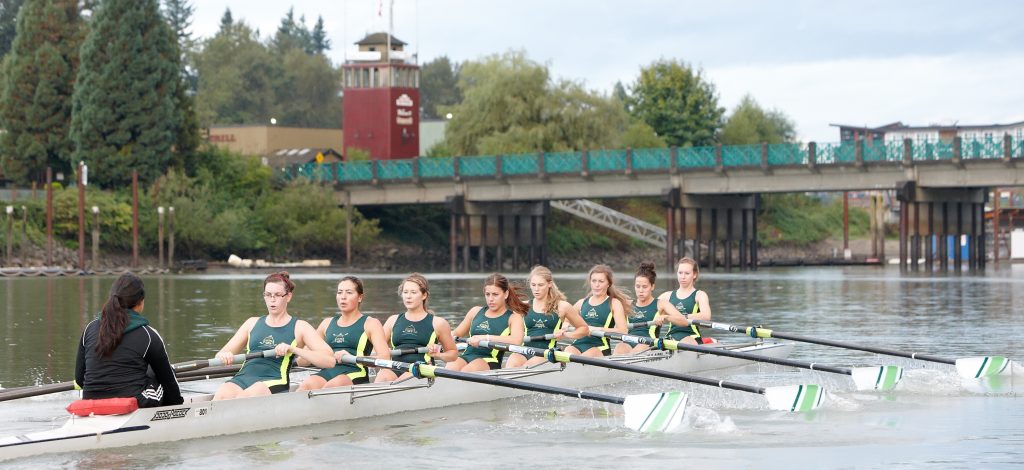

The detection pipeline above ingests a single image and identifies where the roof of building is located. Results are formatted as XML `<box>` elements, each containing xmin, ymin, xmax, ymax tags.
<box><xmin>355</xmin><ymin>32</ymin><xmax>406</xmax><ymax>46</ymax></box>
<box><xmin>262</xmin><ymin>148</ymin><xmax>342</xmax><ymax>168</ymax></box>
<box><xmin>830</xmin><ymin>120</ymin><xmax>1024</xmax><ymax>132</ymax></box>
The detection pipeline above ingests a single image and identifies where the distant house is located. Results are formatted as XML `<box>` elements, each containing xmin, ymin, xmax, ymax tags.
<box><xmin>262</xmin><ymin>148</ymin><xmax>343</xmax><ymax>173</ymax></box>
<box><xmin>830</xmin><ymin>120</ymin><xmax>1024</xmax><ymax>144</ymax></box>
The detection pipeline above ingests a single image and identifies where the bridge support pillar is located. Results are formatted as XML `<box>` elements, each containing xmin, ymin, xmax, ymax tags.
<box><xmin>897</xmin><ymin>183</ymin><xmax>988</xmax><ymax>272</ymax></box>
<box><xmin>448</xmin><ymin>197</ymin><xmax>548</xmax><ymax>273</ymax></box>
<box><xmin>664</xmin><ymin>191</ymin><xmax>758</xmax><ymax>272</ymax></box>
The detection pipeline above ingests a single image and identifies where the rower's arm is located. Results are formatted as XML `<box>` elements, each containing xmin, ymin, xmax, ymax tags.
<box><xmin>292</xmin><ymin>321</ymin><xmax>337</xmax><ymax>369</ymax></box>
<box><xmin>608</xmin><ymin>299</ymin><xmax>629</xmax><ymax>334</ymax></box>
<box><xmin>451</xmin><ymin>307</ymin><xmax>480</xmax><ymax>339</ymax></box>
<box><xmin>74</xmin><ymin>331</ymin><xmax>87</xmax><ymax>390</ymax></box>
<box><xmin>215</xmin><ymin>317</ymin><xmax>257</xmax><ymax>365</ymax></box>
<box><xmin>431</xmin><ymin>318</ymin><xmax>460</xmax><ymax>362</ymax></box>
<box><xmin>657</xmin><ymin>295</ymin><xmax>690</xmax><ymax>327</ymax></box>
<box><xmin>560</xmin><ymin>302</ymin><xmax>590</xmax><ymax>340</ymax></box>
<box><xmin>692</xmin><ymin>291</ymin><xmax>712</xmax><ymax>322</ymax></box>
<box><xmin>364</xmin><ymin>317</ymin><xmax>392</xmax><ymax>360</ymax></box>
<box><xmin>499</xmin><ymin>313</ymin><xmax>526</xmax><ymax>346</ymax></box>
<box><xmin>297</xmin><ymin>318</ymin><xmax>331</xmax><ymax>367</ymax></box>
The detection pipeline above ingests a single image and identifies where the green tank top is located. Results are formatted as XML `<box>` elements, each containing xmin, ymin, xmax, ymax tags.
<box><xmin>461</xmin><ymin>308</ymin><xmax>512</xmax><ymax>359</ymax></box>
<box><xmin>238</xmin><ymin>315</ymin><xmax>298</xmax><ymax>386</ymax></box>
<box><xmin>524</xmin><ymin>305</ymin><xmax>562</xmax><ymax>349</ymax></box>
<box><xmin>324</xmin><ymin>314</ymin><xmax>371</xmax><ymax>356</ymax></box>
<box><xmin>579</xmin><ymin>296</ymin><xmax>613</xmax><ymax>329</ymax></box>
<box><xmin>390</xmin><ymin>312</ymin><xmax>437</xmax><ymax>364</ymax></box>
<box><xmin>627</xmin><ymin>300</ymin><xmax>660</xmax><ymax>338</ymax></box>
<box><xmin>666</xmin><ymin>289</ymin><xmax>701</xmax><ymax>340</ymax></box>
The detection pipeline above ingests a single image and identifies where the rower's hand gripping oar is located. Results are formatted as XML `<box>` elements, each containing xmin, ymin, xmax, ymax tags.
<box><xmin>340</xmin><ymin>355</ymin><xmax>688</xmax><ymax>433</ymax></box>
<box><xmin>480</xmin><ymin>341</ymin><xmax>824</xmax><ymax>412</ymax></box>
<box><xmin>593</xmin><ymin>330</ymin><xmax>904</xmax><ymax>391</ymax></box>
<box><xmin>693</xmin><ymin>320</ymin><xmax>1011</xmax><ymax>379</ymax></box>
<box><xmin>173</xmin><ymin>350</ymin><xmax>276</xmax><ymax>373</ymax></box>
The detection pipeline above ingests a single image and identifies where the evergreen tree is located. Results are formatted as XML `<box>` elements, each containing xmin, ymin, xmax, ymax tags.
<box><xmin>218</xmin><ymin>7</ymin><xmax>232</xmax><ymax>33</ymax></box>
<box><xmin>420</xmin><ymin>56</ymin><xmax>460</xmax><ymax>119</ymax></box>
<box><xmin>69</xmin><ymin>0</ymin><xmax>181</xmax><ymax>188</ymax></box>
<box><xmin>161</xmin><ymin>0</ymin><xmax>199</xmax><ymax>169</ymax></box>
<box><xmin>310</xmin><ymin>15</ymin><xmax>329</xmax><ymax>54</ymax></box>
<box><xmin>0</xmin><ymin>0</ymin><xmax>24</xmax><ymax>57</ymax></box>
<box><xmin>272</xmin><ymin>7</ymin><xmax>311</xmax><ymax>54</ymax></box>
<box><xmin>0</xmin><ymin>0</ymin><xmax>83</xmax><ymax>184</ymax></box>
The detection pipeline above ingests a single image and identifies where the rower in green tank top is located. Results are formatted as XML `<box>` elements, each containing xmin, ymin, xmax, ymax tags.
<box><xmin>658</xmin><ymin>257</ymin><xmax>713</xmax><ymax>344</ymax></box>
<box><xmin>566</xmin><ymin>265</ymin><xmax>630</xmax><ymax>358</ymax></box>
<box><xmin>375</xmin><ymin>273</ymin><xmax>460</xmax><ymax>383</ymax></box>
<box><xmin>213</xmin><ymin>272</ymin><xmax>336</xmax><ymax>400</ymax></box>
<box><xmin>615</xmin><ymin>262</ymin><xmax>667</xmax><ymax>355</ymax></box>
<box><xmin>505</xmin><ymin>266</ymin><xmax>591</xmax><ymax>369</ymax></box>
<box><xmin>298</xmin><ymin>277</ymin><xmax>391</xmax><ymax>391</ymax></box>
<box><xmin>448</xmin><ymin>274</ymin><xmax>527</xmax><ymax>372</ymax></box>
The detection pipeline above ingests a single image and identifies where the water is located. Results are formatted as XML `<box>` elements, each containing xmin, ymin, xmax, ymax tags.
<box><xmin>2</xmin><ymin>266</ymin><xmax>1023</xmax><ymax>468</ymax></box>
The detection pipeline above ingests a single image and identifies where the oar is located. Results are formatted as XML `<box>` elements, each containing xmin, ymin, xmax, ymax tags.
<box><xmin>592</xmin><ymin>330</ymin><xmax>903</xmax><ymax>391</ymax></box>
<box><xmin>341</xmin><ymin>355</ymin><xmax>688</xmax><ymax>433</ymax></box>
<box><xmin>0</xmin><ymin>351</ymin><xmax>274</xmax><ymax>403</ymax></box>
<box><xmin>480</xmin><ymin>340</ymin><xmax>824</xmax><ymax>412</ymax></box>
<box><xmin>693</xmin><ymin>320</ymin><xmax>1010</xmax><ymax>379</ymax></box>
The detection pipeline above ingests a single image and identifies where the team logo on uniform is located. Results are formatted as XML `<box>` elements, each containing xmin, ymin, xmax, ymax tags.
<box><xmin>585</xmin><ymin>308</ymin><xmax>598</xmax><ymax>319</ymax></box>
<box><xmin>403</xmin><ymin>324</ymin><xmax>418</xmax><ymax>335</ymax></box>
<box><xmin>476</xmin><ymin>320</ymin><xmax>491</xmax><ymax>332</ymax></box>
<box><xmin>630</xmin><ymin>310</ymin><xmax>644</xmax><ymax>320</ymax></box>
<box><xmin>675</xmin><ymin>303</ymin><xmax>686</xmax><ymax>311</ymax></box>
<box><xmin>332</xmin><ymin>331</ymin><xmax>348</xmax><ymax>344</ymax></box>
<box><xmin>260</xmin><ymin>335</ymin><xmax>276</xmax><ymax>347</ymax></box>
<box><xmin>532</xmin><ymin>318</ymin><xmax>548</xmax><ymax>328</ymax></box>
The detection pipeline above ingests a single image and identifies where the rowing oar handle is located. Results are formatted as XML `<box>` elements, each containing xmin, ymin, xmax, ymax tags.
<box><xmin>174</xmin><ymin>350</ymin><xmax>275</xmax><ymax>372</ymax></box>
<box><xmin>691</xmin><ymin>320</ymin><xmax>957</xmax><ymax>365</ymax></box>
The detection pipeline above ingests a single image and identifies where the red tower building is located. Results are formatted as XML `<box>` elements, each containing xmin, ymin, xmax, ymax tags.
<box><xmin>341</xmin><ymin>33</ymin><xmax>420</xmax><ymax>160</ymax></box>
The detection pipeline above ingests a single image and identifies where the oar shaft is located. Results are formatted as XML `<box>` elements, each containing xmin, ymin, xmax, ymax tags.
<box><xmin>480</xmin><ymin>341</ymin><xmax>765</xmax><ymax>396</ymax></box>
<box><xmin>596</xmin><ymin>331</ymin><xmax>852</xmax><ymax>376</ymax></box>
<box><xmin>342</xmin><ymin>355</ymin><xmax>625</xmax><ymax>405</ymax></box>
<box><xmin>693</xmin><ymin>320</ymin><xmax>957</xmax><ymax>366</ymax></box>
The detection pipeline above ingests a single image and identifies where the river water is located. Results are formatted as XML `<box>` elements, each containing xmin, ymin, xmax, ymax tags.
<box><xmin>2</xmin><ymin>266</ymin><xmax>1023</xmax><ymax>469</ymax></box>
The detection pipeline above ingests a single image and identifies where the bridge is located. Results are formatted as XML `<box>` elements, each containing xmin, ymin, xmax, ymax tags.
<box><xmin>280</xmin><ymin>136</ymin><xmax>1024</xmax><ymax>272</ymax></box>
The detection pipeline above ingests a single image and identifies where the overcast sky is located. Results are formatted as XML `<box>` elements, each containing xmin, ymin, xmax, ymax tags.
<box><xmin>190</xmin><ymin>0</ymin><xmax>1024</xmax><ymax>142</ymax></box>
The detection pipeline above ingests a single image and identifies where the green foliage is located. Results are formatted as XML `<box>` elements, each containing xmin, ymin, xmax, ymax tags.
<box><xmin>0</xmin><ymin>0</ymin><xmax>84</xmax><ymax>184</ymax></box>
<box><xmin>720</xmin><ymin>95</ymin><xmax>796</xmax><ymax>145</ymax></box>
<box><xmin>0</xmin><ymin>0</ymin><xmax>23</xmax><ymax>57</ymax></box>
<box><xmin>545</xmin><ymin>212</ymin><xmax>618</xmax><ymax>255</ymax></box>
<box><xmin>420</xmin><ymin>56</ymin><xmax>461</xmax><ymax>119</ymax></box>
<box><xmin>358</xmin><ymin>205</ymin><xmax>448</xmax><ymax>246</ymax></box>
<box><xmin>69</xmin><ymin>0</ymin><xmax>183</xmax><ymax>188</ymax></box>
<box><xmin>617</xmin><ymin>120</ymin><xmax>667</xmax><ymax>149</ymax></box>
<box><xmin>345</xmin><ymin>147</ymin><xmax>370</xmax><ymax>161</ymax></box>
<box><xmin>758</xmin><ymin>194</ymin><xmax>869</xmax><ymax>247</ymax></box>
<box><xmin>442</xmin><ymin>50</ymin><xmax>628</xmax><ymax>156</ymax></box>
<box><xmin>627</xmin><ymin>59</ymin><xmax>724</xmax><ymax>148</ymax></box>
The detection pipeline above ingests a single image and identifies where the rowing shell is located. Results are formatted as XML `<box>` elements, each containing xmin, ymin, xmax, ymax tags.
<box><xmin>0</xmin><ymin>340</ymin><xmax>792</xmax><ymax>461</ymax></box>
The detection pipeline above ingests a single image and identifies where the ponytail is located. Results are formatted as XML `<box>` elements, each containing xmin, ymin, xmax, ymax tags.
<box><xmin>96</xmin><ymin>273</ymin><xmax>145</xmax><ymax>357</ymax></box>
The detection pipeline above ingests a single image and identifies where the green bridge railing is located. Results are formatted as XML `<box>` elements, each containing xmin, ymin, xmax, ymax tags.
<box><xmin>278</xmin><ymin>136</ymin><xmax>1023</xmax><ymax>185</ymax></box>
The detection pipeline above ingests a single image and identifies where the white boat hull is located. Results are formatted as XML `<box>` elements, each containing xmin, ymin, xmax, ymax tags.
<box><xmin>0</xmin><ymin>341</ymin><xmax>792</xmax><ymax>460</ymax></box>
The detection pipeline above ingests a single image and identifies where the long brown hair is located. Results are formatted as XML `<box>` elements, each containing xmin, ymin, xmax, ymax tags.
<box><xmin>585</xmin><ymin>264</ymin><xmax>633</xmax><ymax>317</ymax></box>
<box><xmin>264</xmin><ymin>271</ymin><xmax>295</xmax><ymax>293</ymax></box>
<box><xmin>96</xmin><ymin>273</ymin><xmax>145</xmax><ymax>357</ymax></box>
<box><xmin>529</xmin><ymin>265</ymin><xmax>566</xmax><ymax>315</ymax></box>
<box><xmin>484</xmin><ymin>273</ymin><xmax>529</xmax><ymax>316</ymax></box>
<box><xmin>397</xmin><ymin>272</ymin><xmax>431</xmax><ymax>312</ymax></box>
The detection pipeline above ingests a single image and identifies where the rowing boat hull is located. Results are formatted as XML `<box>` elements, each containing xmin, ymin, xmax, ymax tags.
<box><xmin>0</xmin><ymin>341</ymin><xmax>792</xmax><ymax>460</ymax></box>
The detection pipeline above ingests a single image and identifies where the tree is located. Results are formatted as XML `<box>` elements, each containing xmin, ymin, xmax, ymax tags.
<box><xmin>0</xmin><ymin>0</ymin><xmax>83</xmax><ymax>184</ymax></box>
<box><xmin>193</xmin><ymin>20</ymin><xmax>276</xmax><ymax>126</ymax></box>
<box><xmin>271</xmin><ymin>7</ymin><xmax>311</xmax><ymax>54</ymax></box>
<box><xmin>218</xmin><ymin>7</ymin><xmax>232</xmax><ymax>32</ymax></box>
<box><xmin>271</xmin><ymin>48</ymin><xmax>340</xmax><ymax>128</ymax></box>
<box><xmin>69</xmin><ymin>0</ymin><xmax>182</xmax><ymax>187</ymax></box>
<box><xmin>720</xmin><ymin>94</ymin><xmax>796</xmax><ymax>145</ymax></box>
<box><xmin>0</xmin><ymin>0</ymin><xmax>23</xmax><ymax>57</ymax></box>
<box><xmin>420</xmin><ymin>55</ymin><xmax>460</xmax><ymax>119</ymax></box>
<box><xmin>310</xmin><ymin>15</ymin><xmax>329</xmax><ymax>54</ymax></box>
<box><xmin>442</xmin><ymin>50</ymin><xmax>628</xmax><ymax>156</ymax></box>
<box><xmin>627</xmin><ymin>59</ymin><xmax>724</xmax><ymax>148</ymax></box>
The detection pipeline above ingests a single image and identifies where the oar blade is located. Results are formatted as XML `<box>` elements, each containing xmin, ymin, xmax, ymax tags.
<box><xmin>955</xmin><ymin>356</ymin><xmax>1010</xmax><ymax>379</ymax></box>
<box><xmin>623</xmin><ymin>391</ymin><xmax>688</xmax><ymax>433</ymax></box>
<box><xmin>850</xmin><ymin>365</ymin><xmax>904</xmax><ymax>391</ymax></box>
<box><xmin>763</xmin><ymin>384</ymin><xmax>824</xmax><ymax>412</ymax></box>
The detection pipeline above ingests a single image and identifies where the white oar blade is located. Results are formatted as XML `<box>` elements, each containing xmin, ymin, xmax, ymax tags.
<box><xmin>763</xmin><ymin>384</ymin><xmax>824</xmax><ymax>412</ymax></box>
<box><xmin>850</xmin><ymin>366</ymin><xmax>904</xmax><ymax>391</ymax></box>
<box><xmin>623</xmin><ymin>391</ymin><xmax>688</xmax><ymax>433</ymax></box>
<box><xmin>955</xmin><ymin>356</ymin><xmax>1010</xmax><ymax>379</ymax></box>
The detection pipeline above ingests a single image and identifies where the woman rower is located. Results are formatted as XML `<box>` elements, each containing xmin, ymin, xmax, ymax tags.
<box><xmin>657</xmin><ymin>257</ymin><xmax>713</xmax><ymax>344</ymax></box>
<box><xmin>297</xmin><ymin>276</ymin><xmax>391</xmax><ymax>390</ymax></box>
<box><xmin>566</xmin><ymin>264</ymin><xmax>630</xmax><ymax>357</ymax></box>
<box><xmin>74</xmin><ymin>273</ymin><xmax>183</xmax><ymax>409</ymax></box>
<box><xmin>447</xmin><ymin>273</ymin><xmax>527</xmax><ymax>372</ymax></box>
<box><xmin>613</xmin><ymin>262</ymin><xmax>666</xmax><ymax>354</ymax></box>
<box><xmin>212</xmin><ymin>272</ymin><xmax>336</xmax><ymax>400</ymax></box>
<box><xmin>374</xmin><ymin>273</ymin><xmax>459</xmax><ymax>382</ymax></box>
<box><xmin>505</xmin><ymin>266</ymin><xmax>590</xmax><ymax>368</ymax></box>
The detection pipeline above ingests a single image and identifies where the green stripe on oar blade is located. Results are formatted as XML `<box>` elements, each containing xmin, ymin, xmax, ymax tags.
<box><xmin>955</xmin><ymin>356</ymin><xmax>1010</xmax><ymax>379</ymax></box>
<box><xmin>623</xmin><ymin>392</ymin><xmax>688</xmax><ymax>433</ymax></box>
<box><xmin>763</xmin><ymin>384</ymin><xmax>824</xmax><ymax>412</ymax></box>
<box><xmin>849</xmin><ymin>366</ymin><xmax>904</xmax><ymax>391</ymax></box>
